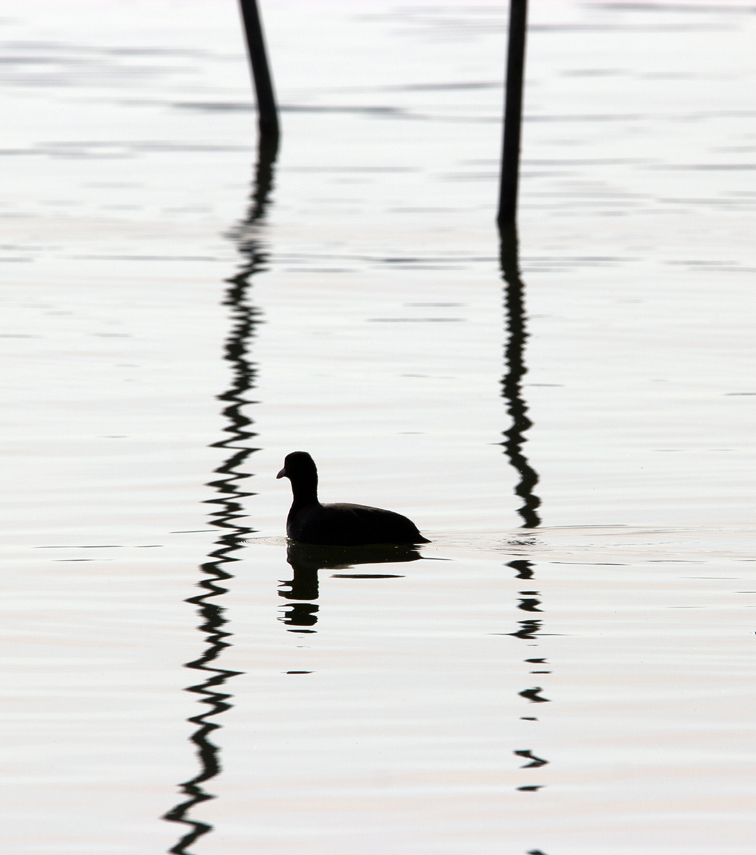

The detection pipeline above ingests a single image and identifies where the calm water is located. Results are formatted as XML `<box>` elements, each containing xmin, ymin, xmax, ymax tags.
<box><xmin>2</xmin><ymin>1</ymin><xmax>755</xmax><ymax>852</ymax></box>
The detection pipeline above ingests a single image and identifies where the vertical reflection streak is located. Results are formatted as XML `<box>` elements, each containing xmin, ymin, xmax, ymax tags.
<box><xmin>500</xmin><ymin>224</ymin><xmax>547</xmax><ymax>813</ymax></box>
<box><xmin>499</xmin><ymin>223</ymin><xmax>541</xmax><ymax>528</ymax></box>
<box><xmin>163</xmin><ymin>140</ymin><xmax>277</xmax><ymax>854</ymax></box>
<box><xmin>508</xmin><ymin>558</ymin><xmax>550</xmax><ymax>799</ymax></box>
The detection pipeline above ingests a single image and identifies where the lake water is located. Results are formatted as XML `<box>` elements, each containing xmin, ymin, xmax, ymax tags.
<box><xmin>2</xmin><ymin>1</ymin><xmax>755</xmax><ymax>853</ymax></box>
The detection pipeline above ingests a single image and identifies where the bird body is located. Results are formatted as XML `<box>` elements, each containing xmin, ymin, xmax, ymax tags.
<box><xmin>277</xmin><ymin>451</ymin><xmax>429</xmax><ymax>546</ymax></box>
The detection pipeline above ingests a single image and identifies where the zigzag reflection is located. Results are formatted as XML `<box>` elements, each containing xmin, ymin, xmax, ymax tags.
<box><xmin>163</xmin><ymin>140</ymin><xmax>277</xmax><ymax>854</ymax></box>
<box><xmin>499</xmin><ymin>223</ymin><xmax>541</xmax><ymax>528</ymax></box>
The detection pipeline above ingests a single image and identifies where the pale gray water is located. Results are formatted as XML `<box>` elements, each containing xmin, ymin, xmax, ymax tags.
<box><xmin>1</xmin><ymin>1</ymin><xmax>755</xmax><ymax>853</ymax></box>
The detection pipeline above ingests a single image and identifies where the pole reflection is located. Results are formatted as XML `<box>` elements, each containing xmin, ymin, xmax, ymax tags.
<box><xmin>163</xmin><ymin>139</ymin><xmax>277</xmax><ymax>854</ymax></box>
<box><xmin>499</xmin><ymin>222</ymin><xmax>541</xmax><ymax>528</ymax></box>
<box><xmin>499</xmin><ymin>229</ymin><xmax>548</xmax><ymax>802</ymax></box>
<box><xmin>508</xmin><ymin>558</ymin><xmax>551</xmax><ymax>796</ymax></box>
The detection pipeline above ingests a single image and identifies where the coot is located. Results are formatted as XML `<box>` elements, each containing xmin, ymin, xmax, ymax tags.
<box><xmin>277</xmin><ymin>451</ymin><xmax>430</xmax><ymax>546</ymax></box>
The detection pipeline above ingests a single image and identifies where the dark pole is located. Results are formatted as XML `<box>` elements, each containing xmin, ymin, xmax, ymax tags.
<box><xmin>238</xmin><ymin>0</ymin><xmax>280</xmax><ymax>148</ymax></box>
<box><xmin>497</xmin><ymin>0</ymin><xmax>528</xmax><ymax>226</ymax></box>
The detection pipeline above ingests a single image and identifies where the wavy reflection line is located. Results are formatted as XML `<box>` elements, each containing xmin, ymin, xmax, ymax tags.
<box><xmin>499</xmin><ymin>223</ymin><xmax>541</xmax><ymax>527</ymax></box>
<box><xmin>163</xmin><ymin>140</ymin><xmax>277</xmax><ymax>855</ymax></box>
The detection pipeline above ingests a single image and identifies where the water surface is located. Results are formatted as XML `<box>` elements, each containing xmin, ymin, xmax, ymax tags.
<box><xmin>1</xmin><ymin>1</ymin><xmax>755</xmax><ymax>853</ymax></box>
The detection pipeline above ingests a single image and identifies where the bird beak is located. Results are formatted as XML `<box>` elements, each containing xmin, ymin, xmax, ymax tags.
<box><xmin>276</xmin><ymin>466</ymin><xmax>286</xmax><ymax>479</ymax></box>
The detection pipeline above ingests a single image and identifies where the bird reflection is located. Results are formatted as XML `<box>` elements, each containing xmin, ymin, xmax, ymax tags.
<box><xmin>163</xmin><ymin>139</ymin><xmax>277</xmax><ymax>854</ymax></box>
<box><xmin>499</xmin><ymin>223</ymin><xmax>541</xmax><ymax>528</ymax></box>
<box><xmin>278</xmin><ymin>543</ymin><xmax>423</xmax><ymax>632</ymax></box>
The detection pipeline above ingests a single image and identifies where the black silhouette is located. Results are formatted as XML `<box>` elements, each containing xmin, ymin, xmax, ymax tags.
<box><xmin>277</xmin><ymin>451</ymin><xmax>430</xmax><ymax>545</ymax></box>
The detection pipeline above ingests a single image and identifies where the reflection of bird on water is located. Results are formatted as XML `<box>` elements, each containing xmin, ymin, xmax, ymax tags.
<box><xmin>276</xmin><ymin>451</ymin><xmax>430</xmax><ymax>546</ymax></box>
<box><xmin>279</xmin><ymin>542</ymin><xmax>423</xmax><ymax>631</ymax></box>
<box><xmin>286</xmin><ymin>541</ymin><xmax>424</xmax><ymax>573</ymax></box>
<box><xmin>280</xmin><ymin>542</ymin><xmax>422</xmax><ymax>604</ymax></box>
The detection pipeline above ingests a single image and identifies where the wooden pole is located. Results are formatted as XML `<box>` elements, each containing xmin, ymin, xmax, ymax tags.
<box><xmin>497</xmin><ymin>0</ymin><xmax>528</xmax><ymax>226</ymax></box>
<box><xmin>238</xmin><ymin>0</ymin><xmax>280</xmax><ymax>148</ymax></box>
